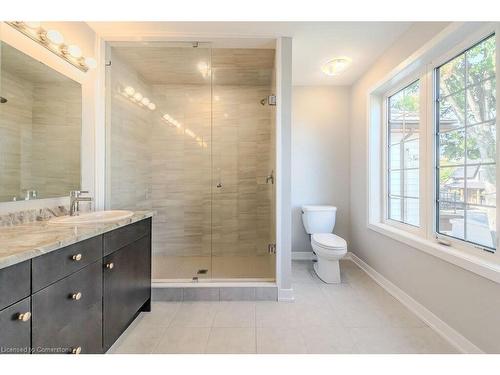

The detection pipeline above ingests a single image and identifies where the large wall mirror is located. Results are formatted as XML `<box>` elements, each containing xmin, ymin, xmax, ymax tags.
<box><xmin>0</xmin><ymin>40</ymin><xmax>82</xmax><ymax>202</ymax></box>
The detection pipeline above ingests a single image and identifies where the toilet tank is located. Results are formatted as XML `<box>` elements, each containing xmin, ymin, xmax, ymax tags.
<box><xmin>301</xmin><ymin>205</ymin><xmax>337</xmax><ymax>234</ymax></box>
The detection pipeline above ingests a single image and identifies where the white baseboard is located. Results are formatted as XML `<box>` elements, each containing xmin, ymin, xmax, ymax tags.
<box><xmin>278</xmin><ymin>287</ymin><xmax>295</xmax><ymax>302</ymax></box>
<box><xmin>292</xmin><ymin>251</ymin><xmax>317</xmax><ymax>260</ymax></box>
<box><xmin>348</xmin><ymin>251</ymin><xmax>483</xmax><ymax>354</ymax></box>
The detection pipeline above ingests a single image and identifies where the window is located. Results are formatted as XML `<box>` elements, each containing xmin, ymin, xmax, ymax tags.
<box><xmin>436</xmin><ymin>35</ymin><xmax>496</xmax><ymax>250</ymax></box>
<box><xmin>387</xmin><ymin>80</ymin><xmax>420</xmax><ymax>226</ymax></box>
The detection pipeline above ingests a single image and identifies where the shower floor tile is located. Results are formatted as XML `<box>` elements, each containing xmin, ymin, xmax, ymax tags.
<box><xmin>152</xmin><ymin>254</ymin><xmax>275</xmax><ymax>280</ymax></box>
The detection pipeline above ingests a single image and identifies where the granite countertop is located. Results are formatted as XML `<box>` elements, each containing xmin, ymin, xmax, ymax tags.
<box><xmin>0</xmin><ymin>211</ymin><xmax>154</xmax><ymax>270</ymax></box>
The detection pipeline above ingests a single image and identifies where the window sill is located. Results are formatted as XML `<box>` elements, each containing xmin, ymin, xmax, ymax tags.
<box><xmin>367</xmin><ymin>222</ymin><xmax>500</xmax><ymax>284</ymax></box>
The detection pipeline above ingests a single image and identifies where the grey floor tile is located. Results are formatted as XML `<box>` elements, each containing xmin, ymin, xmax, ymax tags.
<box><xmin>206</xmin><ymin>327</ymin><xmax>256</xmax><ymax>354</ymax></box>
<box><xmin>109</xmin><ymin>260</ymin><xmax>457</xmax><ymax>354</ymax></box>
<box><xmin>213</xmin><ymin>301</ymin><xmax>256</xmax><ymax>327</ymax></box>
<box><xmin>169</xmin><ymin>301</ymin><xmax>219</xmax><ymax>327</ymax></box>
<box><xmin>154</xmin><ymin>326</ymin><xmax>211</xmax><ymax>354</ymax></box>
<box><xmin>256</xmin><ymin>326</ymin><xmax>307</xmax><ymax>354</ymax></box>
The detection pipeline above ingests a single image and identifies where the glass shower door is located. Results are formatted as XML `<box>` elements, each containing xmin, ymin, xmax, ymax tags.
<box><xmin>210</xmin><ymin>48</ymin><xmax>276</xmax><ymax>280</ymax></box>
<box><xmin>106</xmin><ymin>41</ymin><xmax>213</xmax><ymax>280</ymax></box>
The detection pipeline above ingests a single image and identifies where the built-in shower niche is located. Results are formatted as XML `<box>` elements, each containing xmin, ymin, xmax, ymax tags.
<box><xmin>106</xmin><ymin>41</ymin><xmax>276</xmax><ymax>281</ymax></box>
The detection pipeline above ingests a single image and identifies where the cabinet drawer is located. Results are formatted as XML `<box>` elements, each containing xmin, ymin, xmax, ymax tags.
<box><xmin>32</xmin><ymin>236</ymin><xmax>102</xmax><ymax>292</ymax></box>
<box><xmin>0</xmin><ymin>297</ymin><xmax>31</xmax><ymax>354</ymax></box>
<box><xmin>0</xmin><ymin>261</ymin><xmax>30</xmax><ymax>311</ymax></box>
<box><xmin>104</xmin><ymin>218</ymin><xmax>150</xmax><ymax>256</ymax></box>
<box><xmin>32</xmin><ymin>261</ymin><xmax>102</xmax><ymax>354</ymax></box>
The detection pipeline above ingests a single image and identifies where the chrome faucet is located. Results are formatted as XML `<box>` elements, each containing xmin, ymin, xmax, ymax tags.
<box><xmin>69</xmin><ymin>190</ymin><xmax>92</xmax><ymax>216</ymax></box>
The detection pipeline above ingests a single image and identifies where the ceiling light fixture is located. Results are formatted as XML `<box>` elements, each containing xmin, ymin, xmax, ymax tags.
<box><xmin>321</xmin><ymin>57</ymin><xmax>352</xmax><ymax>76</ymax></box>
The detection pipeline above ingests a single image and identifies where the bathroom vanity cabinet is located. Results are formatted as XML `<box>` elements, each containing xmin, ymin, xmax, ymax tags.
<box><xmin>0</xmin><ymin>218</ymin><xmax>151</xmax><ymax>354</ymax></box>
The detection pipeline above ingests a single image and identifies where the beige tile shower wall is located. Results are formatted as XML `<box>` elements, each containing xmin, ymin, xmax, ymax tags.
<box><xmin>149</xmin><ymin>84</ymin><xmax>274</xmax><ymax>258</ymax></box>
<box><xmin>211</xmin><ymin>85</ymin><xmax>275</xmax><ymax>257</ymax></box>
<box><xmin>108</xmin><ymin>50</ymin><xmax>153</xmax><ymax>211</ymax></box>
<box><xmin>31</xmin><ymin>82</ymin><xmax>81</xmax><ymax>198</ymax></box>
<box><xmin>151</xmin><ymin>84</ymin><xmax>212</xmax><ymax>257</ymax></box>
<box><xmin>0</xmin><ymin>70</ymin><xmax>33</xmax><ymax>201</ymax></box>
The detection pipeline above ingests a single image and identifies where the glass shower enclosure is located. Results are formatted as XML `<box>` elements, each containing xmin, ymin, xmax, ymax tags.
<box><xmin>105</xmin><ymin>41</ymin><xmax>276</xmax><ymax>281</ymax></box>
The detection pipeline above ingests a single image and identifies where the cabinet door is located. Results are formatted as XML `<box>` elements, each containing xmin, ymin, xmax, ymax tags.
<box><xmin>103</xmin><ymin>235</ymin><xmax>151</xmax><ymax>351</ymax></box>
<box><xmin>0</xmin><ymin>298</ymin><xmax>31</xmax><ymax>354</ymax></box>
<box><xmin>32</xmin><ymin>261</ymin><xmax>103</xmax><ymax>354</ymax></box>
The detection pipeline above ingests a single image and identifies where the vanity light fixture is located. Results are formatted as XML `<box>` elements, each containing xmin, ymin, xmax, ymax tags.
<box><xmin>6</xmin><ymin>22</ymin><xmax>97</xmax><ymax>72</ymax></box>
<box><xmin>321</xmin><ymin>57</ymin><xmax>352</xmax><ymax>76</ymax></box>
<box><xmin>45</xmin><ymin>29</ymin><xmax>64</xmax><ymax>45</ymax></box>
<box><xmin>24</xmin><ymin>22</ymin><xmax>41</xmax><ymax>29</ymax></box>
<box><xmin>84</xmin><ymin>57</ymin><xmax>97</xmax><ymax>69</ymax></box>
<box><xmin>67</xmin><ymin>45</ymin><xmax>83</xmax><ymax>59</ymax></box>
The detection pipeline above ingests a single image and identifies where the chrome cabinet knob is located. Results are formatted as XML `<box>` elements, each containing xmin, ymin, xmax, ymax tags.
<box><xmin>72</xmin><ymin>253</ymin><xmax>82</xmax><ymax>261</ymax></box>
<box><xmin>18</xmin><ymin>312</ymin><xmax>31</xmax><ymax>322</ymax></box>
<box><xmin>71</xmin><ymin>292</ymin><xmax>82</xmax><ymax>300</ymax></box>
<box><xmin>105</xmin><ymin>262</ymin><xmax>114</xmax><ymax>269</ymax></box>
<box><xmin>71</xmin><ymin>346</ymin><xmax>82</xmax><ymax>354</ymax></box>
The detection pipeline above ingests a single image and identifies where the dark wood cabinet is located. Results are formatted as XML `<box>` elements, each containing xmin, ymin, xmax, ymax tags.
<box><xmin>32</xmin><ymin>261</ymin><xmax>103</xmax><ymax>354</ymax></box>
<box><xmin>32</xmin><ymin>236</ymin><xmax>103</xmax><ymax>292</ymax></box>
<box><xmin>0</xmin><ymin>297</ymin><xmax>31</xmax><ymax>354</ymax></box>
<box><xmin>0</xmin><ymin>261</ymin><xmax>30</xmax><ymax>311</ymax></box>
<box><xmin>103</xmin><ymin>224</ymin><xmax>151</xmax><ymax>351</ymax></box>
<box><xmin>0</xmin><ymin>217</ymin><xmax>151</xmax><ymax>354</ymax></box>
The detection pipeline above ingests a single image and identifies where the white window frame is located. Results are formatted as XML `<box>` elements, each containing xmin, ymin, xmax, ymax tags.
<box><xmin>432</xmin><ymin>33</ymin><xmax>498</xmax><ymax>254</ymax></box>
<box><xmin>367</xmin><ymin>22</ymin><xmax>500</xmax><ymax>284</ymax></box>
<box><xmin>382</xmin><ymin>74</ymin><xmax>428</xmax><ymax>238</ymax></box>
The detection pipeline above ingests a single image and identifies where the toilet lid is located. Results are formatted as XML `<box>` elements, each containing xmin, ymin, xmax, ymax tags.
<box><xmin>312</xmin><ymin>233</ymin><xmax>347</xmax><ymax>249</ymax></box>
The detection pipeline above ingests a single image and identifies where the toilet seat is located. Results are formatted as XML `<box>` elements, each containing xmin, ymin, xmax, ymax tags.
<box><xmin>311</xmin><ymin>233</ymin><xmax>347</xmax><ymax>251</ymax></box>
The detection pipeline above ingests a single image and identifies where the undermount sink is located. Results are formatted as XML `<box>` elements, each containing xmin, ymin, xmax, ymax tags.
<box><xmin>49</xmin><ymin>210</ymin><xmax>134</xmax><ymax>225</ymax></box>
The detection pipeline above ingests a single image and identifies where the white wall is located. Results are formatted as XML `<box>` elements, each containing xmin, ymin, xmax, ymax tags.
<box><xmin>350</xmin><ymin>22</ymin><xmax>500</xmax><ymax>353</ymax></box>
<box><xmin>292</xmin><ymin>86</ymin><xmax>350</xmax><ymax>253</ymax></box>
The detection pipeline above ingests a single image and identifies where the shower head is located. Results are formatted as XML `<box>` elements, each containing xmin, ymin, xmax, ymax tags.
<box><xmin>0</xmin><ymin>96</ymin><xmax>7</xmax><ymax>104</ymax></box>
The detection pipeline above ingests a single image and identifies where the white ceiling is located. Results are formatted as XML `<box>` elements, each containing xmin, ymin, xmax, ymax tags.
<box><xmin>88</xmin><ymin>22</ymin><xmax>412</xmax><ymax>86</ymax></box>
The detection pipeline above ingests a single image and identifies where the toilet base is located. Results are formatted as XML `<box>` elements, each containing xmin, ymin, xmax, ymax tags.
<box><xmin>313</xmin><ymin>258</ymin><xmax>341</xmax><ymax>284</ymax></box>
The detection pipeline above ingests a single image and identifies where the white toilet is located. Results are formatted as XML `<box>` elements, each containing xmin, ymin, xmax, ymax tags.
<box><xmin>301</xmin><ymin>205</ymin><xmax>347</xmax><ymax>283</ymax></box>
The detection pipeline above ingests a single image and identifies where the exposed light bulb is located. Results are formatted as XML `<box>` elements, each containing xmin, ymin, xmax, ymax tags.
<box><xmin>67</xmin><ymin>45</ymin><xmax>82</xmax><ymax>58</ymax></box>
<box><xmin>45</xmin><ymin>29</ymin><xmax>64</xmax><ymax>45</ymax></box>
<box><xmin>148</xmin><ymin>103</ymin><xmax>156</xmax><ymax>110</ymax></box>
<box><xmin>84</xmin><ymin>57</ymin><xmax>97</xmax><ymax>69</ymax></box>
<box><xmin>133</xmin><ymin>92</ymin><xmax>143</xmax><ymax>102</ymax></box>
<box><xmin>141</xmin><ymin>97</ymin><xmax>150</xmax><ymax>106</ymax></box>
<box><xmin>124</xmin><ymin>86</ymin><xmax>135</xmax><ymax>96</ymax></box>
